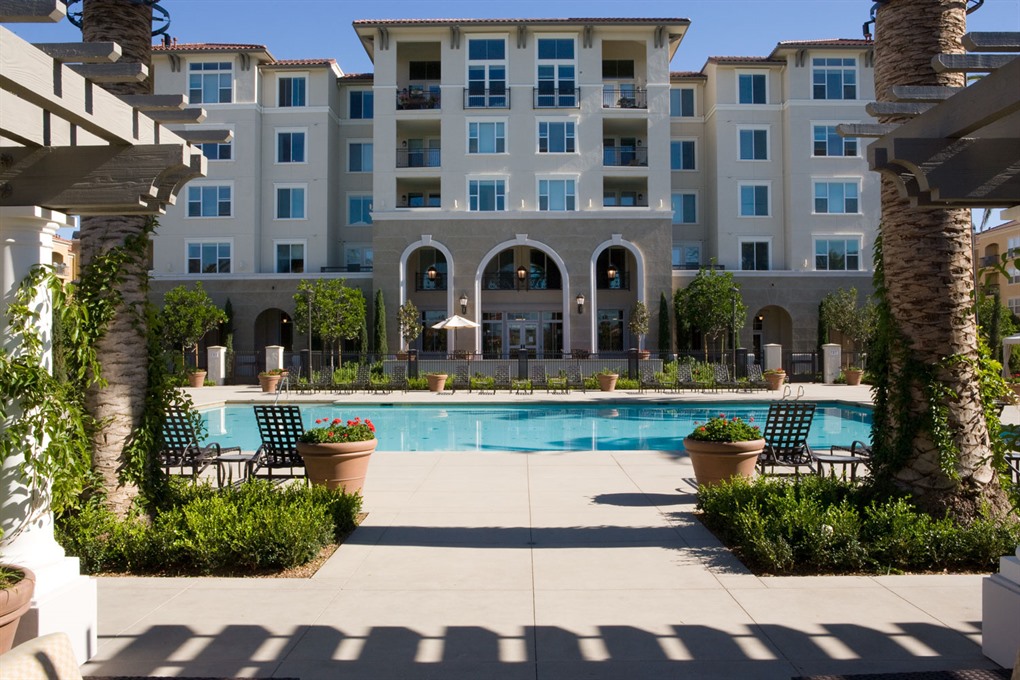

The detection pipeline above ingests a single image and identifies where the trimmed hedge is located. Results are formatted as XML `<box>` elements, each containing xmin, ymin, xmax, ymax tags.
<box><xmin>56</xmin><ymin>478</ymin><xmax>362</xmax><ymax>575</ymax></box>
<box><xmin>698</xmin><ymin>475</ymin><xmax>1020</xmax><ymax>575</ymax></box>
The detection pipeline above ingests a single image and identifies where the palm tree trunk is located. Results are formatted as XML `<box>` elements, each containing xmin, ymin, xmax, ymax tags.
<box><xmin>80</xmin><ymin>0</ymin><xmax>153</xmax><ymax>517</ymax></box>
<box><xmin>873</xmin><ymin>0</ymin><xmax>1009</xmax><ymax>519</ymax></box>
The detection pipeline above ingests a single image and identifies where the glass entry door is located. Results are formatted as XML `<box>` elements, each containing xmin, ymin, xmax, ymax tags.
<box><xmin>508</xmin><ymin>321</ymin><xmax>538</xmax><ymax>357</ymax></box>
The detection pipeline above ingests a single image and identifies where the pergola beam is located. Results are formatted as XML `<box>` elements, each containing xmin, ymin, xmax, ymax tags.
<box><xmin>118</xmin><ymin>94</ymin><xmax>188</xmax><ymax>111</ymax></box>
<box><xmin>68</xmin><ymin>62</ymin><xmax>148</xmax><ymax>84</ymax></box>
<box><xmin>931</xmin><ymin>53</ymin><xmax>1015</xmax><ymax>73</ymax></box>
<box><xmin>961</xmin><ymin>31</ymin><xmax>1020</xmax><ymax>52</ymax></box>
<box><xmin>33</xmin><ymin>42</ymin><xmax>121</xmax><ymax>63</ymax></box>
<box><xmin>890</xmin><ymin>86</ymin><xmax>961</xmax><ymax>102</ymax></box>
<box><xmin>0</xmin><ymin>0</ymin><xmax>65</xmax><ymax>22</ymax></box>
<box><xmin>145</xmin><ymin>108</ymin><xmax>207</xmax><ymax>125</ymax></box>
<box><xmin>174</xmin><ymin>129</ymin><xmax>233</xmax><ymax>144</ymax></box>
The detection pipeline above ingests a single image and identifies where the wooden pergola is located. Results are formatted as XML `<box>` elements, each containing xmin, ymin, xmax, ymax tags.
<box><xmin>0</xmin><ymin>0</ymin><xmax>232</xmax><ymax>215</ymax></box>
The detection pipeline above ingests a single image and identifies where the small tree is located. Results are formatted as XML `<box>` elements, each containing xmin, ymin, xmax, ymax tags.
<box><xmin>628</xmin><ymin>300</ymin><xmax>650</xmax><ymax>349</ymax></box>
<box><xmin>397</xmin><ymin>300</ymin><xmax>422</xmax><ymax>349</ymax></box>
<box><xmin>819</xmin><ymin>287</ymin><xmax>876</xmax><ymax>353</ymax></box>
<box><xmin>658</xmin><ymin>292</ymin><xmax>672</xmax><ymax>360</ymax></box>
<box><xmin>674</xmin><ymin>267</ymin><xmax>747</xmax><ymax>361</ymax></box>
<box><xmin>160</xmin><ymin>282</ymin><xmax>227</xmax><ymax>370</ymax></box>
<box><xmin>373</xmin><ymin>290</ymin><xmax>388</xmax><ymax>358</ymax></box>
<box><xmin>293</xmin><ymin>279</ymin><xmax>366</xmax><ymax>371</ymax></box>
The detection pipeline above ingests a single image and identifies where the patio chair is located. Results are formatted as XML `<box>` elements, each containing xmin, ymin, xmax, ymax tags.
<box><xmin>387</xmin><ymin>364</ymin><xmax>408</xmax><ymax>393</ymax></box>
<box><xmin>757</xmin><ymin>402</ymin><xmax>818</xmax><ymax>476</ymax></box>
<box><xmin>252</xmin><ymin>405</ymin><xmax>305</xmax><ymax>480</ymax></box>
<box><xmin>713</xmin><ymin>364</ymin><xmax>740</xmax><ymax>391</ymax></box>
<box><xmin>450</xmin><ymin>363</ymin><xmax>472</xmax><ymax>393</ymax></box>
<box><xmin>565</xmin><ymin>363</ymin><xmax>586</xmax><ymax>393</ymax></box>
<box><xmin>813</xmin><ymin>439</ymin><xmax>872</xmax><ymax>481</ymax></box>
<box><xmin>747</xmin><ymin>364</ymin><xmax>769</xmax><ymax>392</ymax></box>
<box><xmin>527</xmin><ymin>365</ymin><xmax>548</xmax><ymax>393</ymax></box>
<box><xmin>159</xmin><ymin>408</ymin><xmax>251</xmax><ymax>484</ymax></box>
<box><xmin>493</xmin><ymin>364</ymin><xmax>512</xmax><ymax>391</ymax></box>
<box><xmin>638</xmin><ymin>365</ymin><xmax>658</xmax><ymax>393</ymax></box>
<box><xmin>675</xmin><ymin>363</ymin><xmax>697</xmax><ymax>391</ymax></box>
<box><xmin>1005</xmin><ymin>451</ymin><xmax>1020</xmax><ymax>486</ymax></box>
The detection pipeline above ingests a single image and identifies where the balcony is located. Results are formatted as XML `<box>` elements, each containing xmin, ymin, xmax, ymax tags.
<box><xmin>603</xmin><ymin>146</ymin><xmax>647</xmax><ymax>167</ymax></box>
<box><xmin>602</xmin><ymin>87</ymin><xmax>647</xmax><ymax>109</ymax></box>
<box><xmin>463</xmin><ymin>87</ymin><xmax>510</xmax><ymax>109</ymax></box>
<box><xmin>414</xmin><ymin>271</ymin><xmax>447</xmax><ymax>291</ymax></box>
<box><xmin>396</xmin><ymin>85</ymin><xmax>441</xmax><ymax>111</ymax></box>
<box><xmin>596</xmin><ymin>272</ymin><xmax>632</xmax><ymax>290</ymax></box>
<box><xmin>321</xmin><ymin>265</ymin><xmax>373</xmax><ymax>273</ymax></box>
<box><xmin>533</xmin><ymin>86</ymin><xmax>578</xmax><ymax>109</ymax></box>
<box><xmin>396</xmin><ymin>147</ymin><xmax>441</xmax><ymax>168</ymax></box>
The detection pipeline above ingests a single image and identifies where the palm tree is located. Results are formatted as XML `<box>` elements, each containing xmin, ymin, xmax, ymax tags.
<box><xmin>79</xmin><ymin>0</ymin><xmax>154</xmax><ymax>517</ymax></box>
<box><xmin>872</xmin><ymin>0</ymin><xmax>1009</xmax><ymax>519</ymax></box>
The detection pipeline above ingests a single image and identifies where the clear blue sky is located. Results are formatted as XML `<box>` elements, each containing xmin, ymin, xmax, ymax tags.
<box><xmin>8</xmin><ymin>0</ymin><xmax>1020</xmax><ymax>74</ymax></box>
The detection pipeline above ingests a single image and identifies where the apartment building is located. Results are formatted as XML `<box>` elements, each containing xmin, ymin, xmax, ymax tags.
<box><xmin>975</xmin><ymin>220</ymin><xmax>1020</xmax><ymax>317</ymax></box>
<box><xmin>148</xmin><ymin>19</ymin><xmax>879</xmax><ymax>359</ymax></box>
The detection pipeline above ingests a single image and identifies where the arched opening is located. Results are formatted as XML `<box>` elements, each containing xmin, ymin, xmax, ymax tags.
<box><xmin>591</xmin><ymin>244</ymin><xmax>641</xmax><ymax>355</ymax></box>
<box><xmin>254</xmin><ymin>308</ymin><xmax>293</xmax><ymax>352</ymax></box>
<box><xmin>752</xmin><ymin>305</ymin><xmax>793</xmax><ymax>361</ymax></box>
<box><xmin>403</xmin><ymin>246</ymin><xmax>450</xmax><ymax>355</ymax></box>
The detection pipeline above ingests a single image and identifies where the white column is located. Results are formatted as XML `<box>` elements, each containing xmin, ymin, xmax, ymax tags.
<box><xmin>763</xmin><ymin>343</ymin><xmax>782</xmax><ymax>372</ymax></box>
<box><xmin>0</xmin><ymin>207</ymin><xmax>97</xmax><ymax>664</ymax></box>
<box><xmin>206</xmin><ymin>345</ymin><xmax>226</xmax><ymax>385</ymax></box>
<box><xmin>982</xmin><ymin>546</ymin><xmax>1020</xmax><ymax>668</ymax></box>
<box><xmin>265</xmin><ymin>345</ymin><xmax>284</xmax><ymax>372</ymax></box>
<box><xmin>822</xmin><ymin>343</ymin><xmax>842</xmax><ymax>384</ymax></box>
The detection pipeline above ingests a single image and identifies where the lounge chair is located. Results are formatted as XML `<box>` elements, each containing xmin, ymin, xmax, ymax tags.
<box><xmin>527</xmin><ymin>365</ymin><xmax>548</xmax><ymax>393</ymax></box>
<box><xmin>387</xmin><ymin>365</ymin><xmax>408</xmax><ymax>392</ymax></box>
<box><xmin>252</xmin><ymin>405</ymin><xmax>305</xmax><ymax>479</ymax></box>
<box><xmin>493</xmin><ymin>364</ymin><xmax>512</xmax><ymax>391</ymax></box>
<box><xmin>713</xmin><ymin>364</ymin><xmax>740</xmax><ymax>391</ymax></box>
<box><xmin>747</xmin><ymin>364</ymin><xmax>768</xmax><ymax>391</ymax></box>
<box><xmin>450</xmin><ymin>363</ymin><xmax>472</xmax><ymax>393</ymax></box>
<box><xmin>159</xmin><ymin>407</ymin><xmax>248</xmax><ymax>484</ymax></box>
<box><xmin>347</xmin><ymin>364</ymin><xmax>372</xmax><ymax>393</ymax></box>
<box><xmin>638</xmin><ymin>365</ymin><xmax>658</xmax><ymax>393</ymax></box>
<box><xmin>675</xmin><ymin>363</ymin><xmax>697</xmax><ymax>391</ymax></box>
<box><xmin>757</xmin><ymin>402</ymin><xmax>817</xmax><ymax>476</ymax></box>
<box><xmin>813</xmin><ymin>439</ymin><xmax>872</xmax><ymax>481</ymax></box>
<box><xmin>565</xmin><ymin>363</ymin><xmax>586</xmax><ymax>393</ymax></box>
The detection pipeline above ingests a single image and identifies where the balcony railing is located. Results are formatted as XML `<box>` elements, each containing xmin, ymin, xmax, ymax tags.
<box><xmin>481</xmin><ymin>272</ymin><xmax>561</xmax><ymax>291</ymax></box>
<box><xmin>596</xmin><ymin>272</ymin><xmax>632</xmax><ymax>290</ymax></box>
<box><xmin>463</xmin><ymin>87</ymin><xmax>509</xmax><ymax>109</ymax></box>
<box><xmin>979</xmin><ymin>254</ymin><xmax>1001</xmax><ymax>268</ymax></box>
<box><xmin>414</xmin><ymin>271</ymin><xmax>448</xmax><ymax>291</ymax></box>
<box><xmin>321</xmin><ymin>265</ymin><xmax>373</xmax><ymax>273</ymax></box>
<box><xmin>672</xmin><ymin>263</ymin><xmax>725</xmax><ymax>271</ymax></box>
<box><xmin>603</xmin><ymin>147</ymin><xmax>648</xmax><ymax>167</ymax></box>
<box><xmin>396</xmin><ymin>86</ymin><xmax>441</xmax><ymax>110</ymax></box>
<box><xmin>533</xmin><ymin>86</ymin><xmax>578</xmax><ymax>109</ymax></box>
<box><xmin>482</xmin><ymin>272</ymin><xmax>517</xmax><ymax>290</ymax></box>
<box><xmin>396</xmin><ymin>147</ymin><xmax>441</xmax><ymax>168</ymax></box>
<box><xmin>602</xmin><ymin>87</ymin><xmax>647</xmax><ymax>109</ymax></box>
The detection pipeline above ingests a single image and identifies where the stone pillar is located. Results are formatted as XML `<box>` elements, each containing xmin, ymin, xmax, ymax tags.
<box><xmin>0</xmin><ymin>207</ymin><xmax>98</xmax><ymax>664</ymax></box>
<box><xmin>206</xmin><ymin>346</ymin><xmax>226</xmax><ymax>385</ymax></box>
<box><xmin>982</xmin><ymin>546</ymin><xmax>1020</xmax><ymax>668</ymax></box>
<box><xmin>822</xmin><ymin>343</ymin><xmax>842</xmax><ymax>384</ymax></box>
<box><xmin>265</xmin><ymin>345</ymin><xmax>284</xmax><ymax>372</ymax></box>
<box><xmin>763</xmin><ymin>343</ymin><xmax>783</xmax><ymax>372</ymax></box>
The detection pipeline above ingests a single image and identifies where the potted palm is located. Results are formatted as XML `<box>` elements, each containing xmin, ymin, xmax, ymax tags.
<box><xmin>683</xmin><ymin>413</ymin><xmax>765</xmax><ymax>487</ymax></box>
<box><xmin>297</xmin><ymin>416</ymin><xmax>377</xmax><ymax>493</ymax></box>
<box><xmin>763</xmin><ymin>368</ymin><xmax>786</xmax><ymax>391</ymax></box>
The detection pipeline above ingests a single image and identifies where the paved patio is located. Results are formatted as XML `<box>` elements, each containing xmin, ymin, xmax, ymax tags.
<box><xmin>79</xmin><ymin>383</ymin><xmax>1008</xmax><ymax>678</ymax></box>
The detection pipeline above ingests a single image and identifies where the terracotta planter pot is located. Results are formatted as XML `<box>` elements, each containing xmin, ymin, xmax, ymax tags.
<box><xmin>844</xmin><ymin>369</ymin><xmax>863</xmax><ymax>386</ymax></box>
<box><xmin>427</xmin><ymin>374</ymin><xmax>448</xmax><ymax>392</ymax></box>
<box><xmin>637</xmin><ymin>349</ymin><xmax>651</xmax><ymax>360</ymax></box>
<box><xmin>188</xmin><ymin>371</ymin><xmax>206</xmax><ymax>388</ymax></box>
<box><xmin>0</xmin><ymin>565</ymin><xmax>35</xmax><ymax>654</ymax></box>
<box><xmin>683</xmin><ymin>438</ymin><xmax>765</xmax><ymax>488</ymax></box>
<box><xmin>297</xmin><ymin>439</ymin><xmax>377</xmax><ymax>493</ymax></box>
<box><xmin>596</xmin><ymin>374</ymin><xmax>618</xmax><ymax>392</ymax></box>
<box><xmin>764</xmin><ymin>372</ymin><xmax>785</xmax><ymax>391</ymax></box>
<box><xmin>259</xmin><ymin>374</ymin><xmax>281</xmax><ymax>392</ymax></box>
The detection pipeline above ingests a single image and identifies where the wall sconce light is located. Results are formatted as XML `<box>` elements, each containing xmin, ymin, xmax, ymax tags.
<box><xmin>459</xmin><ymin>293</ymin><xmax>468</xmax><ymax>315</ymax></box>
<box><xmin>401</xmin><ymin>194</ymin><xmax>408</xmax><ymax>205</ymax></box>
<box><xmin>516</xmin><ymin>265</ymin><xmax>528</xmax><ymax>282</ymax></box>
<box><xmin>636</xmin><ymin>139</ymin><xmax>642</xmax><ymax>147</ymax></box>
<box><xmin>402</xmin><ymin>140</ymin><xmax>407</xmax><ymax>147</ymax></box>
<box><xmin>576</xmin><ymin>293</ymin><xmax>585</xmax><ymax>314</ymax></box>
<box><xmin>637</xmin><ymin>193</ymin><xmax>644</xmax><ymax>202</ymax></box>
<box><xmin>607</xmin><ymin>263</ymin><xmax>618</xmax><ymax>280</ymax></box>
<box><xmin>426</xmin><ymin>265</ymin><xmax>438</xmax><ymax>282</ymax></box>
<box><xmin>757</xmin><ymin>314</ymin><xmax>764</xmax><ymax>322</ymax></box>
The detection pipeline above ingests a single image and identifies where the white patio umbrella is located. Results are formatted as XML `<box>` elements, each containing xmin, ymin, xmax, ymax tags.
<box><xmin>432</xmin><ymin>314</ymin><xmax>480</xmax><ymax>354</ymax></box>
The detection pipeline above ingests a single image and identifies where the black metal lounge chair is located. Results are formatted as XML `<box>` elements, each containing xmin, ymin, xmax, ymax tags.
<box><xmin>638</xmin><ymin>365</ymin><xmax>658</xmax><ymax>393</ymax></box>
<box><xmin>387</xmin><ymin>365</ymin><xmax>408</xmax><ymax>393</ymax></box>
<box><xmin>747</xmin><ymin>364</ymin><xmax>769</xmax><ymax>392</ymax></box>
<box><xmin>345</xmin><ymin>364</ymin><xmax>372</xmax><ymax>393</ymax></box>
<box><xmin>565</xmin><ymin>363</ymin><xmax>586</xmax><ymax>393</ymax></box>
<box><xmin>159</xmin><ymin>408</ymin><xmax>247</xmax><ymax>483</ymax></box>
<box><xmin>528</xmin><ymin>365</ymin><xmax>548</xmax><ymax>393</ymax></box>
<box><xmin>757</xmin><ymin>402</ymin><xmax>818</xmax><ymax>476</ymax></box>
<box><xmin>450</xmin><ymin>363</ymin><xmax>472</xmax><ymax>393</ymax></box>
<box><xmin>675</xmin><ymin>363</ymin><xmax>697</xmax><ymax>391</ymax></box>
<box><xmin>713</xmin><ymin>364</ymin><xmax>740</xmax><ymax>391</ymax></box>
<box><xmin>493</xmin><ymin>364</ymin><xmax>512</xmax><ymax>391</ymax></box>
<box><xmin>813</xmin><ymin>439</ymin><xmax>872</xmax><ymax>481</ymax></box>
<box><xmin>252</xmin><ymin>405</ymin><xmax>305</xmax><ymax>479</ymax></box>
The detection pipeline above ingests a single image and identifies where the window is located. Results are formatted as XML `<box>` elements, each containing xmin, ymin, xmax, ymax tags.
<box><xmin>603</xmin><ymin>190</ymin><xmax>639</xmax><ymax>207</ymax></box>
<box><xmin>813</xmin><ymin>125</ymin><xmax>857</xmax><ymax>157</ymax></box>
<box><xmin>672</xmin><ymin>243</ymin><xmax>702</xmax><ymax>269</ymax></box>
<box><xmin>538</xmin><ymin>179</ymin><xmax>576</xmax><ymax>211</ymax></box>
<box><xmin>276</xmin><ymin>130</ymin><xmax>306</xmax><ymax>163</ymax></box>
<box><xmin>739</xmin><ymin>184</ymin><xmax>770</xmax><ymax>217</ymax></box>
<box><xmin>468</xmin><ymin>179</ymin><xmax>506</xmax><ymax>212</ymax></box>
<box><xmin>815</xmin><ymin>238</ymin><xmax>861</xmax><ymax>271</ymax></box>
<box><xmin>187</xmin><ymin>185</ymin><xmax>231</xmax><ymax>217</ymax></box>
<box><xmin>407</xmin><ymin>192</ymin><xmax>441</xmax><ymax>207</ymax></box>
<box><xmin>189</xmin><ymin>62</ymin><xmax>232</xmax><ymax>104</ymax></box>
<box><xmin>814</xmin><ymin>181</ymin><xmax>859</xmax><ymax>214</ymax></box>
<box><xmin>670</xmin><ymin>88</ymin><xmax>695</xmax><ymax>117</ymax></box>
<box><xmin>348</xmin><ymin>195</ymin><xmax>372</xmax><ymax>225</ymax></box>
<box><xmin>349</xmin><ymin>142</ymin><xmax>372</xmax><ymax>172</ymax></box>
<box><xmin>671</xmin><ymin>193</ymin><xmax>697</xmax><ymax>224</ymax></box>
<box><xmin>276</xmin><ymin>186</ymin><xmax>306</xmax><ymax>219</ymax></box>
<box><xmin>738</xmin><ymin>72</ymin><xmax>766</xmax><ymax>104</ymax></box>
<box><xmin>536</xmin><ymin>37</ymin><xmax>576</xmax><ymax>107</ymax></box>
<box><xmin>275</xmin><ymin>242</ymin><xmax>305</xmax><ymax>273</ymax></box>
<box><xmin>197</xmin><ymin>139</ymin><xmax>232</xmax><ymax>161</ymax></box>
<box><xmin>345</xmin><ymin>245</ymin><xmax>373</xmax><ymax>271</ymax></box>
<box><xmin>813</xmin><ymin>58</ymin><xmax>857</xmax><ymax>100</ymax></box>
<box><xmin>597</xmin><ymin>309</ymin><xmax>624</xmax><ymax>352</ymax></box>
<box><xmin>468</xmin><ymin>121</ymin><xmax>506</xmax><ymax>154</ymax></box>
<box><xmin>740</xmin><ymin>240</ymin><xmax>770</xmax><ymax>270</ymax></box>
<box><xmin>670</xmin><ymin>140</ymin><xmax>696</xmax><ymax>170</ymax></box>
<box><xmin>409</xmin><ymin>61</ymin><xmax>441</xmax><ymax>80</ymax></box>
<box><xmin>538</xmin><ymin>121</ymin><xmax>576</xmax><ymax>153</ymax></box>
<box><xmin>350</xmin><ymin>90</ymin><xmax>373</xmax><ymax>119</ymax></box>
<box><xmin>1010</xmin><ymin>298</ymin><xmax>1020</xmax><ymax>315</ymax></box>
<box><xmin>467</xmin><ymin>38</ymin><xmax>507</xmax><ymax>108</ymax></box>
<box><xmin>278</xmin><ymin>76</ymin><xmax>306</xmax><ymax>107</ymax></box>
<box><xmin>602</xmin><ymin>60</ymin><xmax>635</xmax><ymax>79</ymax></box>
<box><xmin>739</xmin><ymin>128</ymin><xmax>768</xmax><ymax>160</ymax></box>
<box><xmin>187</xmin><ymin>241</ymin><xmax>231</xmax><ymax>273</ymax></box>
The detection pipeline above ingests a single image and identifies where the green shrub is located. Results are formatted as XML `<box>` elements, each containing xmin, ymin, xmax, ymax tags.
<box><xmin>698</xmin><ymin>475</ymin><xmax>1020</xmax><ymax>575</ymax></box>
<box><xmin>56</xmin><ymin>479</ymin><xmax>363</xmax><ymax>575</ymax></box>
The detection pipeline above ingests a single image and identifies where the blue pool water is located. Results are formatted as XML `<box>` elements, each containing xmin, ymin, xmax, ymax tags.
<box><xmin>199</xmin><ymin>402</ymin><xmax>872</xmax><ymax>453</ymax></box>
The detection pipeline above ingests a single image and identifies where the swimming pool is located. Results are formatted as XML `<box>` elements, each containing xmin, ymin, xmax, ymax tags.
<box><xmin>199</xmin><ymin>402</ymin><xmax>872</xmax><ymax>453</ymax></box>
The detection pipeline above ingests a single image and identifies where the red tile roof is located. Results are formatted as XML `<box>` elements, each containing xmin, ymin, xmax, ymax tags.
<box><xmin>670</xmin><ymin>70</ymin><xmax>705</xmax><ymax>79</ymax></box>
<box><xmin>340</xmin><ymin>73</ymin><xmax>374</xmax><ymax>80</ymax></box>
<box><xmin>775</xmin><ymin>38</ymin><xmax>873</xmax><ymax>47</ymax></box>
<box><xmin>706</xmin><ymin>56</ymin><xmax>784</xmax><ymax>65</ymax></box>
<box><xmin>152</xmin><ymin>42</ymin><xmax>268</xmax><ymax>52</ymax></box>
<box><xmin>266</xmin><ymin>58</ymin><xmax>337</xmax><ymax>67</ymax></box>
<box><xmin>353</xmin><ymin>17</ymin><xmax>689</xmax><ymax>26</ymax></box>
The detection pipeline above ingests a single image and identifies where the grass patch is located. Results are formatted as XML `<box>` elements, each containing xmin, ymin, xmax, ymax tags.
<box><xmin>55</xmin><ymin>478</ymin><xmax>363</xmax><ymax>576</ymax></box>
<box><xmin>697</xmin><ymin>475</ymin><xmax>1020</xmax><ymax>575</ymax></box>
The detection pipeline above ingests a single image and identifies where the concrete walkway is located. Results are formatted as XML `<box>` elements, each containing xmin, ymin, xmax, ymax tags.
<box><xmin>79</xmin><ymin>384</ymin><xmax>1004</xmax><ymax>679</ymax></box>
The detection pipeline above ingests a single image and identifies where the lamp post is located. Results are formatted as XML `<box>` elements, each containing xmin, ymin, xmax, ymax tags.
<box><xmin>306</xmin><ymin>288</ymin><xmax>314</xmax><ymax>382</ymax></box>
<box><xmin>730</xmin><ymin>287</ymin><xmax>739</xmax><ymax>381</ymax></box>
